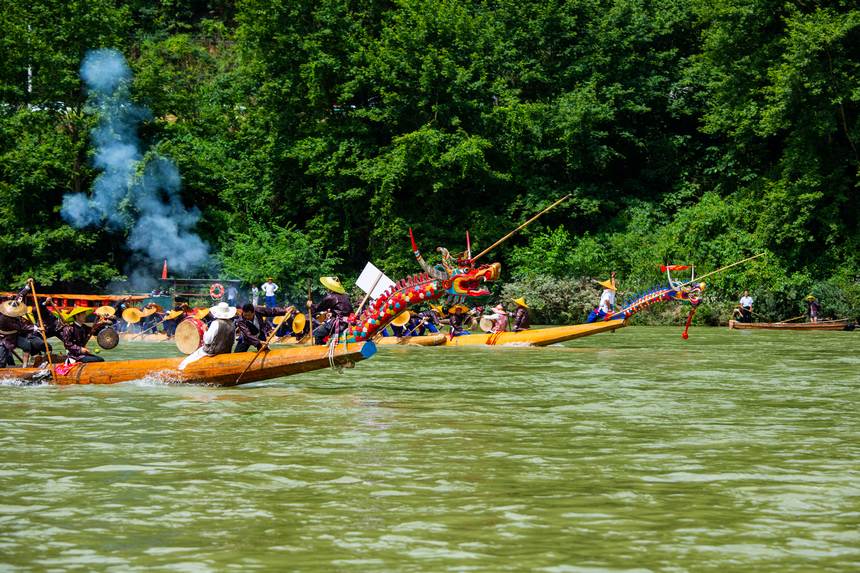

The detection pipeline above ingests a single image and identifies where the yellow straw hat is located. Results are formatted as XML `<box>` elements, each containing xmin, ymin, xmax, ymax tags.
<box><xmin>195</xmin><ymin>307</ymin><xmax>211</xmax><ymax>320</ymax></box>
<box><xmin>122</xmin><ymin>307</ymin><xmax>143</xmax><ymax>324</ymax></box>
<box><xmin>447</xmin><ymin>304</ymin><xmax>469</xmax><ymax>315</ymax></box>
<box><xmin>0</xmin><ymin>300</ymin><xmax>28</xmax><ymax>318</ymax></box>
<box><xmin>165</xmin><ymin>310</ymin><xmax>184</xmax><ymax>320</ymax></box>
<box><xmin>95</xmin><ymin>305</ymin><xmax>116</xmax><ymax>318</ymax></box>
<box><xmin>598</xmin><ymin>279</ymin><xmax>617</xmax><ymax>291</ymax></box>
<box><xmin>391</xmin><ymin>311</ymin><xmax>411</xmax><ymax>327</ymax></box>
<box><xmin>292</xmin><ymin>313</ymin><xmax>306</xmax><ymax>334</ymax></box>
<box><xmin>320</xmin><ymin>276</ymin><xmax>346</xmax><ymax>294</ymax></box>
<box><xmin>805</xmin><ymin>294</ymin><xmax>816</xmax><ymax>302</ymax></box>
<box><xmin>512</xmin><ymin>297</ymin><xmax>528</xmax><ymax>308</ymax></box>
<box><xmin>65</xmin><ymin>307</ymin><xmax>92</xmax><ymax>322</ymax></box>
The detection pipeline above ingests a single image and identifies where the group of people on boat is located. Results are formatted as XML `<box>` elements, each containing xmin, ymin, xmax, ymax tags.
<box><xmin>0</xmin><ymin>283</ymin><xmax>116</xmax><ymax>368</ymax></box>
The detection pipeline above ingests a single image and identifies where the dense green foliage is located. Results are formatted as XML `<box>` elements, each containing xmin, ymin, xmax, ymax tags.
<box><xmin>0</xmin><ymin>0</ymin><xmax>857</xmax><ymax>320</ymax></box>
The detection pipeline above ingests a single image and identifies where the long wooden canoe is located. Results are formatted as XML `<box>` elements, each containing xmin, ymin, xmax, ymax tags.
<box><xmin>1</xmin><ymin>342</ymin><xmax>376</xmax><ymax>386</ymax></box>
<box><xmin>728</xmin><ymin>319</ymin><xmax>856</xmax><ymax>331</ymax></box>
<box><xmin>376</xmin><ymin>334</ymin><xmax>447</xmax><ymax>346</ymax></box>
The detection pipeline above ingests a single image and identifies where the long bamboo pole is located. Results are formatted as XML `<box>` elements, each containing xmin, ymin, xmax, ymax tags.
<box><xmin>27</xmin><ymin>280</ymin><xmax>55</xmax><ymax>382</ymax></box>
<box><xmin>679</xmin><ymin>253</ymin><xmax>766</xmax><ymax>287</ymax></box>
<box><xmin>471</xmin><ymin>195</ymin><xmax>571</xmax><ymax>262</ymax></box>
<box><xmin>235</xmin><ymin>320</ymin><xmax>283</xmax><ymax>384</ymax></box>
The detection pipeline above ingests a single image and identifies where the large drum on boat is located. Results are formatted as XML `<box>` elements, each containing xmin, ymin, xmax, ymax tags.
<box><xmin>96</xmin><ymin>327</ymin><xmax>119</xmax><ymax>350</ymax></box>
<box><xmin>175</xmin><ymin>317</ymin><xmax>207</xmax><ymax>355</ymax></box>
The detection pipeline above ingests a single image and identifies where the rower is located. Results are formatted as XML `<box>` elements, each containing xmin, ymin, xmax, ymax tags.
<box><xmin>443</xmin><ymin>305</ymin><xmax>471</xmax><ymax>337</ymax></box>
<box><xmin>235</xmin><ymin>303</ymin><xmax>297</xmax><ymax>352</ymax></box>
<box><xmin>0</xmin><ymin>293</ymin><xmax>36</xmax><ymax>367</ymax></box>
<box><xmin>737</xmin><ymin>290</ymin><xmax>754</xmax><ymax>323</ymax></box>
<box><xmin>512</xmin><ymin>297</ymin><xmax>530</xmax><ymax>332</ymax></box>
<box><xmin>178</xmin><ymin>302</ymin><xmax>237</xmax><ymax>370</ymax></box>
<box><xmin>307</xmin><ymin>276</ymin><xmax>354</xmax><ymax>344</ymax></box>
<box><xmin>587</xmin><ymin>274</ymin><xmax>617</xmax><ymax>322</ymax></box>
<box><xmin>483</xmin><ymin>304</ymin><xmax>509</xmax><ymax>333</ymax></box>
<box><xmin>58</xmin><ymin>307</ymin><xmax>116</xmax><ymax>364</ymax></box>
<box><xmin>805</xmin><ymin>295</ymin><xmax>821</xmax><ymax>323</ymax></box>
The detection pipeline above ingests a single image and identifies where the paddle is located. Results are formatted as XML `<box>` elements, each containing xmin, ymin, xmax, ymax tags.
<box><xmin>132</xmin><ymin>317</ymin><xmax>168</xmax><ymax>339</ymax></box>
<box><xmin>235</xmin><ymin>320</ymin><xmax>282</xmax><ymax>384</ymax></box>
<box><xmin>781</xmin><ymin>314</ymin><xmax>807</xmax><ymax>323</ymax></box>
<box><xmin>306</xmin><ymin>281</ymin><xmax>313</xmax><ymax>346</ymax></box>
<box><xmin>471</xmin><ymin>195</ymin><xmax>571</xmax><ymax>263</ymax></box>
<box><xmin>28</xmin><ymin>279</ymin><xmax>55</xmax><ymax>382</ymax></box>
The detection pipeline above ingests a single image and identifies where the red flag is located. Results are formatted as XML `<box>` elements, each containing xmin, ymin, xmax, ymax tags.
<box><xmin>161</xmin><ymin>259</ymin><xmax>168</xmax><ymax>280</ymax></box>
<box><xmin>661</xmin><ymin>265</ymin><xmax>691</xmax><ymax>272</ymax></box>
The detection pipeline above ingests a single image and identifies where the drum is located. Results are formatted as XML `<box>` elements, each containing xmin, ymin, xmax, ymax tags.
<box><xmin>175</xmin><ymin>317</ymin><xmax>207</xmax><ymax>355</ymax></box>
<box><xmin>479</xmin><ymin>317</ymin><xmax>495</xmax><ymax>333</ymax></box>
<box><xmin>96</xmin><ymin>327</ymin><xmax>119</xmax><ymax>350</ymax></box>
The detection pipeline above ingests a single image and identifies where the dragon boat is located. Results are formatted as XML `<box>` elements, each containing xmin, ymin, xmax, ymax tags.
<box><xmin>4</xmin><ymin>343</ymin><xmax>377</xmax><ymax>386</ymax></box>
<box><xmin>728</xmin><ymin>319</ymin><xmax>856</xmax><ymax>331</ymax></box>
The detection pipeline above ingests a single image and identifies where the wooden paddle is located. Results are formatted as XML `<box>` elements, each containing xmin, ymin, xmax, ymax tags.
<box><xmin>132</xmin><ymin>317</ymin><xmax>168</xmax><ymax>339</ymax></box>
<box><xmin>28</xmin><ymin>280</ymin><xmax>55</xmax><ymax>382</ymax></box>
<box><xmin>235</xmin><ymin>321</ymin><xmax>282</xmax><ymax>384</ymax></box>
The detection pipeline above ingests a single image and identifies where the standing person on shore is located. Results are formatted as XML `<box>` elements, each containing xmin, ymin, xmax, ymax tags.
<box><xmin>251</xmin><ymin>285</ymin><xmax>260</xmax><ymax>306</ymax></box>
<box><xmin>261</xmin><ymin>278</ymin><xmax>279</xmax><ymax>308</ymax></box>
<box><xmin>226</xmin><ymin>284</ymin><xmax>238</xmax><ymax>307</ymax></box>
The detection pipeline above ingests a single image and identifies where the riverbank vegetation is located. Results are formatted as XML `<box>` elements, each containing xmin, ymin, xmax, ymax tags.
<box><xmin>1</xmin><ymin>0</ymin><xmax>857</xmax><ymax>322</ymax></box>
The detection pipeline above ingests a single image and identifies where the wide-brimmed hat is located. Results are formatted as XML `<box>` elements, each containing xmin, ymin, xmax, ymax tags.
<box><xmin>447</xmin><ymin>304</ymin><xmax>469</xmax><ymax>315</ymax></box>
<box><xmin>65</xmin><ymin>307</ymin><xmax>92</xmax><ymax>322</ymax></box>
<box><xmin>0</xmin><ymin>299</ymin><xmax>28</xmax><ymax>318</ymax></box>
<box><xmin>95</xmin><ymin>305</ymin><xmax>116</xmax><ymax>318</ymax></box>
<box><xmin>512</xmin><ymin>297</ymin><xmax>528</xmax><ymax>308</ymax></box>
<box><xmin>195</xmin><ymin>307</ymin><xmax>211</xmax><ymax>320</ymax></box>
<box><xmin>139</xmin><ymin>306</ymin><xmax>158</xmax><ymax>318</ymax></box>
<box><xmin>805</xmin><ymin>294</ymin><xmax>816</xmax><ymax>302</ymax></box>
<box><xmin>165</xmin><ymin>309</ymin><xmax>184</xmax><ymax>320</ymax></box>
<box><xmin>598</xmin><ymin>278</ymin><xmax>617</xmax><ymax>291</ymax></box>
<box><xmin>209</xmin><ymin>302</ymin><xmax>236</xmax><ymax>320</ymax></box>
<box><xmin>492</xmin><ymin>304</ymin><xmax>507</xmax><ymax>314</ymax></box>
<box><xmin>429</xmin><ymin>304</ymin><xmax>445</xmax><ymax>315</ymax></box>
<box><xmin>145</xmin><ymin>303</ymin><xmax>164</xmax><ymax>313</ymax></box>
<box><xmin>320</xmin><ymin>276</ymin><xmax>346</xmax><ymax>294</ymax></box>
<box><xmin>122</xmin><ymin>307</ymin><xmax>143</xmax><ymax>324</ymax></box>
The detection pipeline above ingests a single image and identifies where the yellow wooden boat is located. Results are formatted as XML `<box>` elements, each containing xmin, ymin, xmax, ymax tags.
<box><xmin>2</xmin><ymin>342</ymin><xmax>376</xmax><ymax>386</ymax></box>
<box><xmin>433</xmin><ymin>319</ymin><xmax>627</xmax><ymax>346</ymax></box>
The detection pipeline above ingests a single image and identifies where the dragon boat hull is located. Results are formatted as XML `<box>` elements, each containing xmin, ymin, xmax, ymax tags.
<box><xmin>728</xmin><ymin>319</ymin><xmax>855</xmax><ymax>331</ymax></box>
<box><xmin>3</xmin><ymin>342</ymin><xmax>376</xmax><ymax>386</ymax></box>
<box><xmin>376</xmin><ymin>334</ymin><xmax>447</xmax><ymax>346</ymax></box>
<box><xmin>437</xmin><ymin>319</ymin><xmax>628</xmax><ymax>347</ymax></box>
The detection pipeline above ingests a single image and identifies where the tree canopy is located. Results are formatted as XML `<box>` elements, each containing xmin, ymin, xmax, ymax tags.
<box><xmin>0</xmin><ymin>0</ymin><xmax>857</xmax><ymax>318</ymax></box>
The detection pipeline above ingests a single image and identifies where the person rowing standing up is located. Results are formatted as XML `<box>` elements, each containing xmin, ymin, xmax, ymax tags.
<box><xmin>307</xmin><ymin>276</ymin><xmax>354</xmax><ymax>345</ymax></box>
<box><xmin>737</xmin><ymin>290</ymin><xmax>754</xmax><ymax>323</ymax></box>
<box><xmin>805</xmin><ymin>295</ymin><xmax>821</xmax><ymax>323</ymax></box>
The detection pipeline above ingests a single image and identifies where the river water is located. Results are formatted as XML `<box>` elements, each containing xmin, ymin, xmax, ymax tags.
<box><xmin>1</xmin><ymin>326</ymin><xmax>858</xmax><ymax>572</ymax></box>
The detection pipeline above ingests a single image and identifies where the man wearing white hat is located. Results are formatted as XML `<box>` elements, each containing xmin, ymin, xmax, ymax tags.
<box><xmin>179</xmin><ymin>301</ymin><xmax>237</xmax><ymax>370</ymax></box>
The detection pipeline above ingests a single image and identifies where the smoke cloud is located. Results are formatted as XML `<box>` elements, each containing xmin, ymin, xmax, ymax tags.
<box><xmin>61</xmin><ymin>48</ymin><xmax>209</xmax><ymax>273</ymax></box>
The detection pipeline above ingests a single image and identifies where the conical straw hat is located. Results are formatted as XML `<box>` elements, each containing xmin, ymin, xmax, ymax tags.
<box><xmin>0</xmin><ymin>300</ymin><xmax>28</xmax><ymax>318</ymax></box>
<box><xmin>320</xmin><ymin>276</ymin><xmax>346</xmax><ymax>294</ymax></box>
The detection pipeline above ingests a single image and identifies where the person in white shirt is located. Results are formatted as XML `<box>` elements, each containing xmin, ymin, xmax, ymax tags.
<box><xmin>737</xmin><ymin>290</ymin><xmax>753</xmax><ymax>323</ymax></box>
<box><xmin>261</xmin><ymin>278</ymin><xmax>279</xmax><ymax>308</ymax></box>
<box><xmin>587</xmin><ymin>273</ymin><xmax>617</xmax><ymax>323</ymax></box>
<box><xmin>178</xmin><ymin>302</ymin><xmax>237</xmax><ymax>370</ymax></box>
<box><xmin>251</xmin><ymin>285</ymin><xmax>260</xmax><ymax>306</ymax></box>
<box><xmin>226</xmin><ymin>285</ymin><xmax>238</xmax><ymax>307</ymax></box>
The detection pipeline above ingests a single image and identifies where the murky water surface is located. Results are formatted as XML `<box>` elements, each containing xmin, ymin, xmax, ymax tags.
<box><xmin>1</xmin><ymin>327</ymin><xmax>859</xmax><ymax>571</ymax></box>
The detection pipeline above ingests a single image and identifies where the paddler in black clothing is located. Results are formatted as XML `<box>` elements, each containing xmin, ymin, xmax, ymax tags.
<box><xmin>234</xmin><ymin>303</ymin><xmax>297</xmax><ymax>352</ymax></box>
<box><xmin>57</xmin><ymin>307</ymin><xmax>115</xmax><ymax>363</ymax></box>
<box><xmin>307</xmin><ymin>276</ymin><xmax>354</xmax><ymax>344</ymax></box>
<box><xmin>0</xmin><ymin>293</ymin><xmax>35</xmax><ymax>367</ymax></box>
<box><xmin>512</xmin><ymin>297</ymin><xmax>530</xmax><ymax>332</ymax></box>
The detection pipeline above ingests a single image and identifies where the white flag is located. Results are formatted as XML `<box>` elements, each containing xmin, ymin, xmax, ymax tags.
<box><xmin>356</xmin><ymin>262</ymin><xmax>395</xmax><ymax>299</ymax></box>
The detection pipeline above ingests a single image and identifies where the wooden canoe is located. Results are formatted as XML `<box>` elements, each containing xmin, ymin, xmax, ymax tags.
<box><xmin>376</xmin><ymin>334</ymin><xmax>447</xmax><ymax>346</ymax></box>
<box><xmin>728</xmin><ymin>319</ymin><xmax>856</xmax><ymax>331</ymax></box>
<box><xmin>391</xmin><ymin>319</ymin><xmax>625</xmax><ymax>347</ymax></box>
<box><xmin>2</xmin><ymin>342</ymin><xmax>376</xmax><ymax>386</ymax></box>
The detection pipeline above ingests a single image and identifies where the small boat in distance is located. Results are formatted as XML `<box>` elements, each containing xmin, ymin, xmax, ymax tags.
<box><xmin>728</xmin><ymin>319</ymin><xmax>856</xmax><ymax>331</ymax></box>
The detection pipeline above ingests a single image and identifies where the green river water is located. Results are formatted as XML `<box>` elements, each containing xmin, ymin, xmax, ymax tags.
<box><xmin>1</xmin><ymin>326</ymin><xmax>858</xmax><ymax>572</ymax></box>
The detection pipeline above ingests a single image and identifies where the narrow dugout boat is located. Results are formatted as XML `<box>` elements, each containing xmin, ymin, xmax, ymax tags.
<box><xmin>3</xmin><ymin>342</ymin><xmax>376</xmax><ymax>386</ymax></box>
<box><xmin>440</xmin><ymin>320</ymin><xmax>627</xmax><ymax>347</ymax></box>
<box><xmin>728</xmin><ymin>319</ymin><xmax>855</xmax><ymax>331</ymax></box>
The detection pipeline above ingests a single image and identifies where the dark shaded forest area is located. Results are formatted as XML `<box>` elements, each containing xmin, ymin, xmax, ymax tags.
<box><xmin>1</xmin><ymin>0</ymin><xmax>857</xmax><ymax>321</ymax></box>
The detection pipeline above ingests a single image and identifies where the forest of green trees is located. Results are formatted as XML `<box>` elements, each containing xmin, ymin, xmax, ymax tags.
<box><xmin>0</xmin><ymin>0</ymin><xmax>857</xmax><ymax>322</ymax></box>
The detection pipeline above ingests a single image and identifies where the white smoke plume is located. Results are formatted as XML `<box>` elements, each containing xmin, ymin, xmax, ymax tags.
<box><xmin>61</xmin><ymin>48</ymin><xmax>209</xmax><ymax>273</ymax></box>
